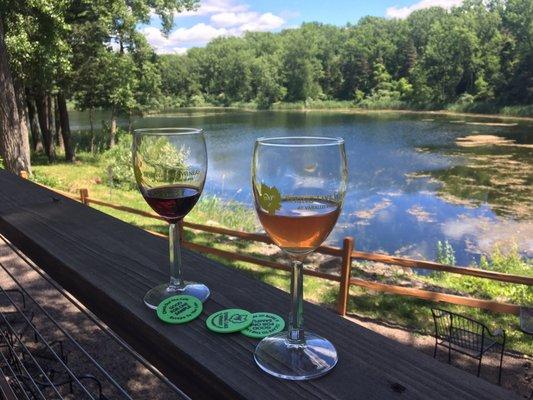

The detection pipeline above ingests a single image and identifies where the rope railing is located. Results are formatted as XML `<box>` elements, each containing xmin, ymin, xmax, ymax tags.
<box><xmin>19</xmin><ymin>172</ymin><xmax>530</xmax><ymax>316</ymax></box>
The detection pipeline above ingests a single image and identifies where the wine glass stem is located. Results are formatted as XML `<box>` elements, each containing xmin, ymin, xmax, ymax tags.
<box><xmin>288</xmin><ymin>259</ymin><xmax>305</xmax><ymax>344</ymax></box>
<box><xmin>169</xmin><ymin>222</ymin><xmax>184</xmax><ymax>288</ymax></box>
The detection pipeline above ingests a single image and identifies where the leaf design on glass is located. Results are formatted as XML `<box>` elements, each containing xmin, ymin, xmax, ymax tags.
<box><xmin>259</xmin><ymin>183</ymin><xmax>281</xmax><ymax>215</ymax></box>
<box><xmin>133</xmin><ymin>155</ymin><xmax>145</xmax><ymax>186</ymax></box>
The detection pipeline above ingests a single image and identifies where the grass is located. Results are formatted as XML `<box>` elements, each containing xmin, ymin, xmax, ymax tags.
<box><xmin>346</xmin><ymin>262</ymin><xmax>532</xmax><ymax>354</ymax></box>
<box><xmin>205</xmin><ymin>99</ymin><xmax>533</xmax><ymax>118</ymax></box>
<box><xmin>272</xmin><ymin>100</ymin><xmax>356</xmax><ymax>110</ymax></box>
<box><xmin>446</xmin><ymin>102</ymin><xmax>533</xmax><ymax>117</ymax></box>
<box><xmin>30</xmin><ymin>152</ymin><xmax>533</xmax><ymax>354</ymax></box>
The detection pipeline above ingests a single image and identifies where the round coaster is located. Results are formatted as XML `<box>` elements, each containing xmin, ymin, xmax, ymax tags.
<box><xmin>206</xmin><ymin>309</ymin><xmax>252</xmax><ymax>333</ymax></box>
<box><xmin>241</xmin><ymin>312</ymin><xmax>285</xmax><ymax>339</ymax></box>
<box><xmin>156</xmin><ymin>295</ymin><xmax>202</xmax><ymax>324</ymax></box>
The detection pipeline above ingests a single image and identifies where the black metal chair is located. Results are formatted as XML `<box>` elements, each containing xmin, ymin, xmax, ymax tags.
<box><xmin>431</xmin><ymin>308</ymin><xmax>506</xmax><ymax>384</ymax></box>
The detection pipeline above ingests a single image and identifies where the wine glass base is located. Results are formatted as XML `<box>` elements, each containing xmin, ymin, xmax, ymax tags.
<box><xmin>254</xmin><ymin>331</ymin><xmax>338</xmax><ymax>380</ymax></box>
<box><xmin>143</xmin><ymin>282</ymin><xmax>210</xmax><ymax>309</ymax></box>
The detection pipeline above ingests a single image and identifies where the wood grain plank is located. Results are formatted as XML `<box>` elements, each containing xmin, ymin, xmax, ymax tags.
<box><xmin>0</xmin><ymin>171</ymin><xmax>517</xmax><ymax>400</ymax></box>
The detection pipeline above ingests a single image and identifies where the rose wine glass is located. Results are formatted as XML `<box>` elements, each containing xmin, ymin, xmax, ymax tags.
<box><xmin>133</xmin><ymin>128</ymin><xmax>210</xmax><ymax>308</ymax></box>
<box><xmin>252</xmin><ymin>136</ymin><xmax>347</xmax><ymax>380</ymax></box>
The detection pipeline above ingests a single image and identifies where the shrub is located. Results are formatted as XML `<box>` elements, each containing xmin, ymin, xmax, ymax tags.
<box><xmin>353</xmin><ymin>90</ymin><xmax>365</xmax><ymax>104</ymax></box>
<box><xmin>102</xmin><ymin>130</ymin><xmax>136</xmax><ymax>189</ymax></box>
<box><xmin>456</xmin><ymin>93</ymin><xmax>475</xmax><ymax>105</ymax></box>
<box><xmin>188</xmin><ymin>94</ymin><xmax>207</xmax><ymax>107</ymax></box>
<box><xmin>102</xmin><ymin>130</ymin><xmax>189</xmax><ymax>190</ymax></box>
<box><xmin>436</xmin><ymin>240</ymin><xmax>456</xmax><ymax>265</ymax></box>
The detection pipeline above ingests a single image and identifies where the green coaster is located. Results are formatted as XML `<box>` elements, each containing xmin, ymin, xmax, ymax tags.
<box><xmin>156</xmin><ymin>295</ymin><xmax>202</xmax><ymax>324</ymax></box>
<box><xmin>241</xmin><ymin>312</ymin><xmax>285</xmax><ymax>339</ymax></box>
<box><xmin>206</xmin><ymin>309</ymin><xmax>252</xmax><ymax>333</ymax></box>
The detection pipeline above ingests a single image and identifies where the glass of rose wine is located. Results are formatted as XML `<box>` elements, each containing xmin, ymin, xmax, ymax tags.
<box><xmin>133</xmin><ymin>128</ymin><xmax>210</xmax><ymax>309</ymax></box>
<box><xmin>252</xmin><ymin>136</ymin><xmax>347</xmax><ymax>380</ymax></box>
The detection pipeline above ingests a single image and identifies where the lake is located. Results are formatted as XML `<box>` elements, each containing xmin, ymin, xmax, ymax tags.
<box><xmin>69</xmin><ymin>109</ymin><xmax>533</xmax><ymax>265</ymax></box>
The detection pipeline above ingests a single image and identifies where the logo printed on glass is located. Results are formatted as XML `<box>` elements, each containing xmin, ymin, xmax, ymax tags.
<box><xmin>258</xmin><ymin>183</ymin><xmax>281</xmax><ymax>215</ymax></box>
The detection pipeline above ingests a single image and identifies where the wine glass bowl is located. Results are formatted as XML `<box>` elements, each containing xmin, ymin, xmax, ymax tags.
<box><xmin>252</xmin><ymin>136</ymin><xmax>347</xmax><ymax>380</ymax></box>
<box><xmin>133</xmin><ymin>128</ymin><xmax>210</xmax><ymax>308</ymax></box>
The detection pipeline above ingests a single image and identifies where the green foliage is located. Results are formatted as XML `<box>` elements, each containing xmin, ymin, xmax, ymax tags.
<box><xmin>252</xmin><ymin>57</ymin><xmax>286</xmax><ymax>108</ymax></box>
<box><xmin>436</xmin><ymin>240</ymin><xmax>456</xmax><ymax>265</ymax></box>
<box><xmin>499</xmin><ymin>104</ymin><xmax>533</xmax><ymax>116</ymax></box>
<box><xmin>133</xmin><ymin>136</ymin><xmax>188</xmax><ymax>188</ymax></box>
<box><xmin>353</xmin><ymin>90</ymin><xmax>365</xmax><ymax>104</ymax></box>
<box><xmin>2</xmin><ymin>0</ymin><xmax>71</xmax><ymax>89</ymax></box>
<box><xmin>192</xmin><ymin>196</ymin><xmax>258</xmax><ymax>232</ymax></box>
<box><xmin>429</xmin><ymin>244</ymin><xmax>532</xmax><ymax>306</ymax></box>
<box><xmin>446</xmin><ymin>101</ymin><xmax>533</xmax><ymax>116</ymax></box>
<box><xmin>31</xmin><ymin>170</ymin><xmax>61</xmax><ymax>187</ymax></box>
<box><xmin>102</xmin><ymin>129</ymin><xmax>188</xmax><ymax>190</ymax></box>
<box><xmin>281</xmin><ymin>25</ymin><xmax>323</xmax><ymax>101</ymax></box>
<box><xmin>456</xmin><ymin>93</ymin><xmax>476</xmax><ymax>105</ymax></box>
<box><xmin>7</xmin><ymin>0</ymin><xmax>530</xmax><ymax>118</ymax></box>
<box><xmin>146</xmin><ymin>1</ymin><xmax>532</xmax><ymax>114</ymax></box>
<box><xmin>102</xmin><ymin>130</ymin><xmax>136</xmax><ymax>189</ymax></box>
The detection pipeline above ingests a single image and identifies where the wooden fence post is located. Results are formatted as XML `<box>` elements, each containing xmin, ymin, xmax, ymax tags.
<box><xmin>19</xmin><ymin>171</ymin><xmax>28</xmax><ymax>179</ymax></box>
<box><xmin>337</xmin><ymin>236</ymin><xmax>354</xmax><ymax>316</ymax></box>
<box><xmin>79</xmin><ymin>188</ymin><xmax>89</xmax><ymax>205</ymax></box>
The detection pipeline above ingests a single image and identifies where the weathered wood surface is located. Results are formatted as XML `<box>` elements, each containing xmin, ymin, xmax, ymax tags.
<box><xmin>0</xmin><ymin>171</ymin><xmax>517</xmax><ymax>400</ymax></box>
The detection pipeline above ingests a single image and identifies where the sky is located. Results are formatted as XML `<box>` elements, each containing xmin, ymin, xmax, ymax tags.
<box><xmin>139</xmin><ymin>0</ymin><xmax>464</xmax><ymax>54</ymax></box>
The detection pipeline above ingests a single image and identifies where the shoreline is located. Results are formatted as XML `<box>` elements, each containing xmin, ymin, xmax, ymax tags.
<box><xmin>171</xmin><ymin>105</ymin><xmax>533</xmax><ymax>122</ymax></box>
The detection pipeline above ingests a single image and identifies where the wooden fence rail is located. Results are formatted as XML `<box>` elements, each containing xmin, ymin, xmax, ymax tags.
<box><xmin>19</xmin><ymin>173</ymin><xmax>530</xmax><ymax>316</ymax></box>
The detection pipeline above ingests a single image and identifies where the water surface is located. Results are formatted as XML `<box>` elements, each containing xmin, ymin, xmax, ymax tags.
<box><xmin>69</xmin><ymin>109</ymin><xmax>533</xmax><ymax>264</ymax></box>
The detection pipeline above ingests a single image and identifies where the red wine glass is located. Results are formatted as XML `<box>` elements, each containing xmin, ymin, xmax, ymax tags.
<box><xmin>133</xmin><ymin>128</ymin><xmax>209</xmax><ymax>308</ymax></box>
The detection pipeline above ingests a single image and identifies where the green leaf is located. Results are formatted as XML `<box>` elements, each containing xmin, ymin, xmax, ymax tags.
<box><xmin>258</xmin><ymin>183</ymin><xmax>281</xmax><ymax>215</ymax></box>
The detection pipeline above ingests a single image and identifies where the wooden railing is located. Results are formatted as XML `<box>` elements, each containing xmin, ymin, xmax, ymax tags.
<box><xmin>21</xmin><ymin>172</ymin><xmax>531</xmax><ymax>316</ymax></box>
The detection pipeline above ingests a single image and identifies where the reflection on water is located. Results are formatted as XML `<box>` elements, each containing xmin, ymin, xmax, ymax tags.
<box><xmin>69</xmin><ymin>109</ymin><xmax>533</xmax><ymax>264</ymax></box>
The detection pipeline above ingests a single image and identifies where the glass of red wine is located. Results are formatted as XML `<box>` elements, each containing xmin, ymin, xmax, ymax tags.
<box><xmin>133</xmin><ymin>128</ymin><xmax>210</xmax><ymax>308</ymax></box>
<box><xmin>252</xmin><ymin>136</ymin><xmax>347</xmax><ymax>380</ymax></box>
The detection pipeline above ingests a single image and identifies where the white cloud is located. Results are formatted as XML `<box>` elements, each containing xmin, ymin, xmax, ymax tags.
<box><xmin>169</xmin><ymin>23</ymin><xmax>228</xmax><ymax>44</ymax></box>
<box><xmin>211</xmin><ymin>11</ymin><xmax>258</xmax><ymax>27</ymax></box>
<box><xmin>210</xmin><ymin>11</ymin><xmax>284</xmax><ymax>31</ymax></box>
<box><xmin>141</xmin><ymin>1</ymin><xmax>287</xmax><ymax>54</ymax></box>
<box><xmin>139</xmin><ymin>23</ymin><xmax>229</xmax><ymax>54</ymax></box>
<box><xmin>386</xmin><ymin>0</ymin><xmax>463</xmax><ymax>19</ymax></box>
<box><xmin>237</xmin><ymin>12</ymin><xmax>285</xmax><ymax>31</ymax></box>
<box><xmin>174</xmin><ymin>0</ymin><xmax>249</xmax><ymax>18</ymax></box>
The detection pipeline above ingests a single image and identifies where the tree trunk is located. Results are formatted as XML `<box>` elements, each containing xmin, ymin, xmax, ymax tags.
<box><xmin>47</xmin><ymin>94</ymin><xmax>56</xmax><ymax>148</ymax></box>
<box><xmin>54</xmin><ymin>95</ymin><xmax>62</xmax><ymax>148</ymax></box>
<box><xmin>89</xmin><ymin>107</ymin><xmax>95</xmax><ymax>154</ymax></box>
<box><xmin>110</xmin><ymin>108</ymin><xmax>117</xmax><ymax>147</ymax></box>
<box><xmin>35</xmin><ymin>91</ymin><xmax>56</xmax><ymax>161</ymax></box>
<box><xmin>0</xmin><ymin>19</ymin><xmax>31</xmax><ymax>174</ymax></box>
<box><xmin>13</xmin><ymin>79</ymin><xmax>29</xmax><ymax>137</ymax></box>
<box><xmin>57</xmin><ymin>92</ymin><xmax>74</xmax><ymax>162</ymax></box>
<box><xmin>26</xmin><ymin>97</ymin><xmax>43</xmax><ymax>153</ymax></box>
<box><xmin>13</xmin><ymin>77</ymin><xmax>32</xmax><ymax>167</ymax></box>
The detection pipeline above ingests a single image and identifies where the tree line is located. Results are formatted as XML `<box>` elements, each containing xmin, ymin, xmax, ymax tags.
<box><xmin>162</xmin><ymin>0</ymin><xmax>531</xmax><ymax>109</ymax></box>
<box><xmin>0</xmin><ymin>0</ymin><xmax>531</xmax><ymax>174</ymax></box>
<box><xmin>0</xmin><ymin>0</ymin><xmax>198</xmax><ymax>173</ymax></box>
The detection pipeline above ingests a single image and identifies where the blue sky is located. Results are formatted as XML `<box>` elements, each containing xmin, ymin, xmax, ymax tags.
<box><xmin>140</xmin><ymin>0</ymin><xmax>463</xmax><ymax>54</ymax></box>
